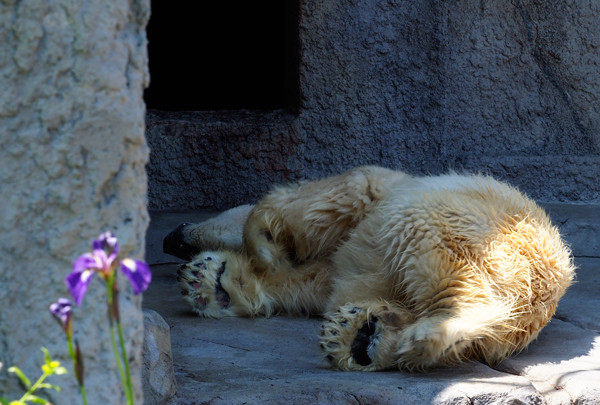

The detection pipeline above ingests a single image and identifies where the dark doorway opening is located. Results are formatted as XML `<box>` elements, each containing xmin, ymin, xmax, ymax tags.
<box><xmin>144</xmin><ymin>1</ymin><xmax>299</xmax><ymax>112</ymax></box>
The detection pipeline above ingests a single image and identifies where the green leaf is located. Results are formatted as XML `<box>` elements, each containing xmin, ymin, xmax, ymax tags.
<box><xmin>41</xmin><ymin>347</ymin><xmax>51</xmax><ymax>367</ymax></box>
<box><xmin>7</xmin><ymin>367</ymin><xmax>31</xmax><ymax>388</ymax></box>
<box><xmin>37</xmin><ymin>383</ymin><xmax>61</xmax><ymax>392</ymax></box>
<box><xmin>23</xmin><ymin>394</ymin><xmax>49</xmax><ymax>404</ymax></box>
<box><xmin>0</xmin><ymin>397</ymin><xmax>9</xmax><ymax>405</ymax></box>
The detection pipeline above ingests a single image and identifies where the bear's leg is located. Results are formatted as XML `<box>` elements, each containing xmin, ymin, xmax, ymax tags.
<box><xmin>320</xmin><ymin>296</ymin><xmax>514</xmax><ymax>371</ymax></box>
<box><xmin>244</xmin><ymin>166</ymin><xmax>409</xmax><ymax>272</ymax></box>
<box><xmin>178</xmin><ymin>250</ymin><xmax>333</xmax><ymax>318</ymax></box>
<box><xmin>322</xmin><ymin>247</ymin><xmax>506</xmax><ymax>370</ymax></box>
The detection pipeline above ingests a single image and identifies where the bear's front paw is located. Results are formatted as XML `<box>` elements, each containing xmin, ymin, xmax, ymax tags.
<box><xmin>177</xmin><ymin>253</ymin><xmax>232</xmax><ymax>317</ymax></box>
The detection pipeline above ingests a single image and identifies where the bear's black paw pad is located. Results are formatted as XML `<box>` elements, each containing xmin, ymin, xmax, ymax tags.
<box><xmin>350</xmin><ymin>316</ymin><xmax>378</xmax><ymax>366</ymax></box>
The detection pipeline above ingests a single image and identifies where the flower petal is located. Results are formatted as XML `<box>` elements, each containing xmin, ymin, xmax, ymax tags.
<box><xmin>65</xmin><ymin>269</ymin><xmax>95</xmax><ymax>305</ymax></box>
<box><xmin>120</xmin><ymin>258</ymin><xmax>152</xmax><ymax>294</ymax></box>
<box><xmin>49</xmin><ymin>298</ymin><xmax>73</xmax><ymax>329</ymax></box>
<box><xmin>73</xmin><ymin>253</ymin><xmax>100</xmax><ymax>273</ymax></box>
<box><xmin>93</xmin><ymin>231</ymin><xmax>119</xmax><ymax>264</ymax></box>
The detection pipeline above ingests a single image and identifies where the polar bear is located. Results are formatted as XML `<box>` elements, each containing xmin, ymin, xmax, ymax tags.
<box><xmin>165</xmin><ymin>166</ymin><xmax>574</xmax><ymax>371</ymax></box>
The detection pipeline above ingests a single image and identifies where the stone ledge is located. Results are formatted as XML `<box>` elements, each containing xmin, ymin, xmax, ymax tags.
<box><xmin>143</xmin><ymin>209</ymin><xmax>600</xmax><ymax>405</ymax></box>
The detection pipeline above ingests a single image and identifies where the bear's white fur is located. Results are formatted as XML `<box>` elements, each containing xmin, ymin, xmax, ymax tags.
<box><xmin>176</xmin><ymin>166</ymin><xmax>574</xmax><ymax>371</ymax></box>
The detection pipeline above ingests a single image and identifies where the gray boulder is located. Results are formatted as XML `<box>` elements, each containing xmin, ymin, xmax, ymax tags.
<box><xmin>143</xmin><ymin>309</ymin><xmax>177</xmax><ymax>405</ymax></box>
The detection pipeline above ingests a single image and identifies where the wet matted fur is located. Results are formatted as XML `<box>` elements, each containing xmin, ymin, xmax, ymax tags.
<box><xmin>173</xmin><ymin>166</ymin><xmax>574</xmax><ymax>371</ymax></box>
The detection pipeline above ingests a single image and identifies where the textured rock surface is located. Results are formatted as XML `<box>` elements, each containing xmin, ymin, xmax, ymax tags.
<box><xmin>147</xmin><ymin>0</ymin><xmax>600</xmax><ymax>211</ymax></box>
<box><xmin>144</xmin><ymin>207</ymin><xmax>600</xmax><ymax>404</ymax></box>
<box><xmin>143</xmin><ymin>309</ymin><xmax>177</xmax><ymax>405</ymax></box>
<box><xmin>146</xmin><ymin>110</ymin><xmax>301</xmax><ymax>210</ymax></box>
<box><xmin>0</xmin><ymin>0</ymin><xmax>150</xmax><ymax>403</ymax></box>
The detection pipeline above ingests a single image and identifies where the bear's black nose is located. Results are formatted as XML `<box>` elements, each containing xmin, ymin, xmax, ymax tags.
<box><xmin>163</xmin><ymin>223</ymin><xmax>200</xmax><ymax>260</ymax></box>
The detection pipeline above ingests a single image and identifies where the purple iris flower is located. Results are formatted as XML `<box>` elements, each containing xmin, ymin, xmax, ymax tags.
<box><xmin>66</xmin><ymin>266</ymin><xmax>95</xmax><ymax>306</ymax></box>
<box><xmin>49</xmin><ymin>298</ymin><xmax>73</xmax><ymax>336</ymax></box>
<box><xmin>66</xmin><ymin>232</ymin><xmax>152</xmax><ymax>305</ymax></box>
<box><xmin>67</xmin><ymin>232</ymin><xmax>118</xmax><ymax>305</ymax></box>
<box><xmin>92</xmin><ymin>231</ymin><xmax>119</xmax><ymax>267</ymax></box>
<box><xmin>120</xmin><ymin>258</ymin><xmax>152</xmax><ymax>294</ymax></box>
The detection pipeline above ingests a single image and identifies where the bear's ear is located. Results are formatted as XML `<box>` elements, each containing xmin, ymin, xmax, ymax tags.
<box><xmin>263</xmin><ymin>230</ymin><xmax>274</xmax><ymax>242</ymax></box>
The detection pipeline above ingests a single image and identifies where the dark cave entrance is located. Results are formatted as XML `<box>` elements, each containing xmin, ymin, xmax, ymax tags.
<box><xmin>144</xmin><ymin>1</ymin><xmax>299</xmax><ymax>112</ymax></box>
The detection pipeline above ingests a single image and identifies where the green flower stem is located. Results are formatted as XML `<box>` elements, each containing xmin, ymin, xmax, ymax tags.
<box><xmin>79</xmin><ymin>385</ymin><xmax>88</xmax><ymax>405</ymax></box>
<box><xmin>15</xmin><ymin>371</ymin><xmax>49</xmax><ymax>403</ymax></box>
<box><xmin>109</xmin><ymin>322</ymin><xmax>133</xmax><ymax>404</ymax></box>
<box><xmin>106</xmin><ymin>275</ymin><xmax>134</xmax><ymax>405</ymax></box>
<box><xmin>67</xmin><ymin>337</ymin><xmax>75</xmax><ymax>361</ymax></box>
<box><xmin>117</xmin><ymin>320</ymin><xmax>134</xmax><ymax>403</ymax></box>
<box><xmin>66</xmin><ymin>338</ymin><xmax>88</xmax><ymax>405</ymax></box>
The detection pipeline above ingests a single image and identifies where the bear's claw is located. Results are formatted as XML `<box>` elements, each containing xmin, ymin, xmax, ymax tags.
<box><xmin>177</xmin><ymin>254</ymin><xmax>231</xmax><ymax>316</ymax></box>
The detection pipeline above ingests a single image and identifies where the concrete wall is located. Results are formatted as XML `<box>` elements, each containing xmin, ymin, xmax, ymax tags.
<box><xmin>147</xmin><ymin>0</ymin><xmax>600</xmax><ymax>211</ymax></box>
<box><xmin>0</xmin><ymin>0</ymin><xmax>150</xmax><ymax>403</ymax></box>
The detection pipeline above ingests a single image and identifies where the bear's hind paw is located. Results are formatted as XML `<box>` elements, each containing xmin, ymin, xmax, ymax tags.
<box><xmin>320</xmin><ymin>305</ymin><xmax>378</xmax><ymax>371</ymax></box>
<box><xmin>319</xmin><ymin>302</ymin><xmax>411</xmax><ymax>371</ymax></box>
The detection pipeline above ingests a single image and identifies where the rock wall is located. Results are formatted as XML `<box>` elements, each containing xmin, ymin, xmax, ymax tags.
<box><xmin>147</xmin><ymin>0</ymin><xmax>599</xmax><ymax>211</ymax></box>
<box><xmin>0</xmin><ymin>0</ymin><xmax>150</xmax><ymax>403</ymax></box>
<box><xmin>146</xmin><ymin>110</ymin><xmax>302</xmax><ymax>210</ymax></box>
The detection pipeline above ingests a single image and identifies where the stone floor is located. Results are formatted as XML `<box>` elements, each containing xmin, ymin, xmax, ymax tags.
<box><xmin>143</xmin><ymin>205</ymin><xmax>600</xmax><ymax>405</ymax></box>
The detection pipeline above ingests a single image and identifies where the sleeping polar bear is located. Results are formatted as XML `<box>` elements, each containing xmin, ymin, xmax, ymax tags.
<box><xmin>165</xmin><ymin>166</ymin><xmax>574</xmax><ymax>371</ymax></box>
